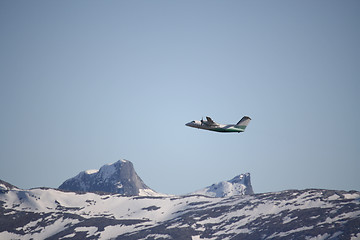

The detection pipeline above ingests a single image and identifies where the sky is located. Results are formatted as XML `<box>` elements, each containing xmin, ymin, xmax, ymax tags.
<box><xmin>1</xmin><ymin>1</ymin><xmax>359</xmax><ymax>195</ymax></box>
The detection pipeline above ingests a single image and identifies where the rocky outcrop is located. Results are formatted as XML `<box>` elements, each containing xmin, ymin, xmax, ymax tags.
<box><xmin>58</xmin><ymin>159</ymin><xmax>152</xmax><ymax>196</ymax></box>
<box><xmin>192</xmin><ymin>173</ymin><xmax>254</xmax><ymax>197</ymax></box>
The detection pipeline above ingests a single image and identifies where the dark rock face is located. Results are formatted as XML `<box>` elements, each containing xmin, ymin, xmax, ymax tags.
<box><xmin>58</xmin><ymin>160</ymin><xmax>151</xmax><ymax>196</ymax></box>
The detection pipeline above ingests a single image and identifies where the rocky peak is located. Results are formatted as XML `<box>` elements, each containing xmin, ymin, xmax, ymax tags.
<box><xmin>58</xmin><ymin>159</ymin><xmax>153</xmax><ymax>196</ymax></box>
<box><xmin>192</xmin><ymin>173</ymin><xmax>254</xmax><ymax>197</ymax></box>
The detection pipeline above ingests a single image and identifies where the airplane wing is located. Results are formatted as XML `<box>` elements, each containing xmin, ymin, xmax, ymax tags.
<box><xmin>206</xmin><ymin>116</ymin><xmax>219</xmax><ymax>126</ymax></box>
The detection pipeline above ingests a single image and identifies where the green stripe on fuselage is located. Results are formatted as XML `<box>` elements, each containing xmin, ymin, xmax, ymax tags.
<box><xmin>208</xmin><ymin>126</ymin><xmax>245</xmax><ymax>133</ymax></box>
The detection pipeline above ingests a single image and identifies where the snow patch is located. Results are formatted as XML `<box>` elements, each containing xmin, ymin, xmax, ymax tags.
<box><xmin>192</xmin><ymin>236</ymin><xmax>201</xmax><ymax>240</ymax></box>
<box><xmin>328</xmin><ymin>194</ymin><xmax>340</xmax><ymax>201</ymax></box>
<box><xmin>0</xmin><ymin>184</ymin><xmax>8</xmax><ymax>191</ymax></box>
<box><xmin>30</xmin><ymin>217</ymin><xmax>80</xmax><ymax>239</ymax></box>
<box><xmin>283</xmin><ymin>215</ymin><xmax>298</xmax><ymax>224</ymax></box>
<box><xmin>139</xmin><ymin>189</ymin><xmax>168</xmax><ymax>197</ymax></box>
<box><xmin>269</xmin><ymin>226</ymin><xmax>313</xmax><ymax>238</ymax></box>
<box><xmin>344</xmin><ymin>193</ymin><xmax>360</xmax><ymax>200</ymax></box>
<box><xmin>85</xmin><ymin>169</ymin><xmax>99</xmax><ymax>175</ymax></box>
<box><xmin>74</xmin><ymin>226</ymin><xmax>98</xmax><ymax>237</ymax></box>
<box><xmin>145</xmin><ymin>234</ymin><xmax>172</xmax><ymax>239</ymax></box>
<box><xmin>0</xmin><ymin>231</ymin><xmax>21</xmax><ymax>240</ymax></box>
<box><xmin>305</xmin><ymin>233</ymin><xmax>330</xmax><ymax>240</ymax></box>
<box><xmin>351</xmin><ymin>233</ymin><xmax>360</xmax><ymax>240</ymax></box>
<box><xmin>60</xmin><ymin>233</ymin><xmax>76</xmax><ymax>239</ymax></box>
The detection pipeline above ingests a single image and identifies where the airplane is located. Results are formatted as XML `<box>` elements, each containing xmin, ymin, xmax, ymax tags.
<box><xmin>185</xmin><ymin>116</ymin><xmax>251</xmax><ymax>133</ymax></box>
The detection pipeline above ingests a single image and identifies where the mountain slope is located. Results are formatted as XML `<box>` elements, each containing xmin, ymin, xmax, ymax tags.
<box><xmin>1</xmin><ymin>187</ymin><xmax>359</xmax><ymax>239</ymax></box>
<box><xmin>58</xmin><ymin>160</ymin><xmax>155</xmax><ymax>196</ymax></box>
<box><xmin>0</xmin><ymin>179</ymin><xmax>18</xmax><ymax>193</ymax></box>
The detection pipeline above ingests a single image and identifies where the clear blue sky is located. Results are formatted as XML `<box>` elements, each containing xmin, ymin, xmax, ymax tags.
<box><xmin>1</xmin><ymin>1</ymin><xmax>359</xmax><ymax>195</ymax></box>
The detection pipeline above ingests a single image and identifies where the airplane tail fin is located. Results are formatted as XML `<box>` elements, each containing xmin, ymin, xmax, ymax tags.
<box><xmin>236</xmin><ymin>116</ymin><xmax>251</xmax><ymax>130</ymax></box>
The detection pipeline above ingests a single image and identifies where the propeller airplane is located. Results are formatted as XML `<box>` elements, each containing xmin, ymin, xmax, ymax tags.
<box><xmin>186</xmin><ymin>116</ymin><xmax>251</xmax><ymax>133</ymax></box>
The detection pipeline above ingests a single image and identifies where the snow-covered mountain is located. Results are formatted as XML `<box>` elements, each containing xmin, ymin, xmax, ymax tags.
<box><xmin>0</xmin><ymin>186</ymin><xmax>359</xmax><ymax>239</ymax></box>
<box><xmin>1</xmin><ymin>160</ymin><xmax>359</xmax><ymax>239</ymax></box>
<box><xmin>58</xmin><ymin>159</ymin><xmax>254</xmax><ymax>198</ymax></box>
<box><xmin>192</xmin><ymin>173</ymin><xmax>253</xmax><ymax>197</ymax></box>
<box><xmin>58</xmin><ymin>160</ymin><xmax>156</xmax><ymax>196</ymax></box>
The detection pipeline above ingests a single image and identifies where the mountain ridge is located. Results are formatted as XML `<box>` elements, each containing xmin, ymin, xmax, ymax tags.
<box><xmin>58</xmin><ymin>159</ymin><xmax>254</xmax><ymax>198</ymax></box>
<box><xmin>1</xmin><ymin>160</ymin><xmax>359</xmax><ymax>239</ymax></box>
<box><xmin>1</xmin><ymin>185</ymin><xmax>359</xmax><ymax>239</ymax></box>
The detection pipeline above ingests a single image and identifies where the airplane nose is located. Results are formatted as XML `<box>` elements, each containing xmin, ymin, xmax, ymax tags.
<box><xmin>185</xmin><ymin>122</ymin><xmax>193</xmax><ymax>127</ymax></box>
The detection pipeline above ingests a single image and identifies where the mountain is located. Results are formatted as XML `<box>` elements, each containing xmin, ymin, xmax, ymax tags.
<box><xmin>192</xmin><ymin>173</ymin><xmax>253</xmax><ymax>197</ymax></box>
<box><xmin>58</xmin><ymin>159</ymin><xmax>156</xmax><ymax>196</ymax></box>
<box><xmin>0</xmin><ymin>186</ymin><xmax>359</xmax><ymax>239</ymax></box>
<box><xmin>59</xmin><ymin>159</ymin><xmax>254</xmax><ymax>198</ymax></box>
<box><xmin>1</xmin><ymin>160</ymin><xmax>359</xmax><ymax>239</ymax></box>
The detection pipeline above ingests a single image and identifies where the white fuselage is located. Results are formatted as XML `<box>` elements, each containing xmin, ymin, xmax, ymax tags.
<box><xmin>185</xmin><ymin>121</ymin><xmax>245</xmax><ymax>133</ymax></box>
